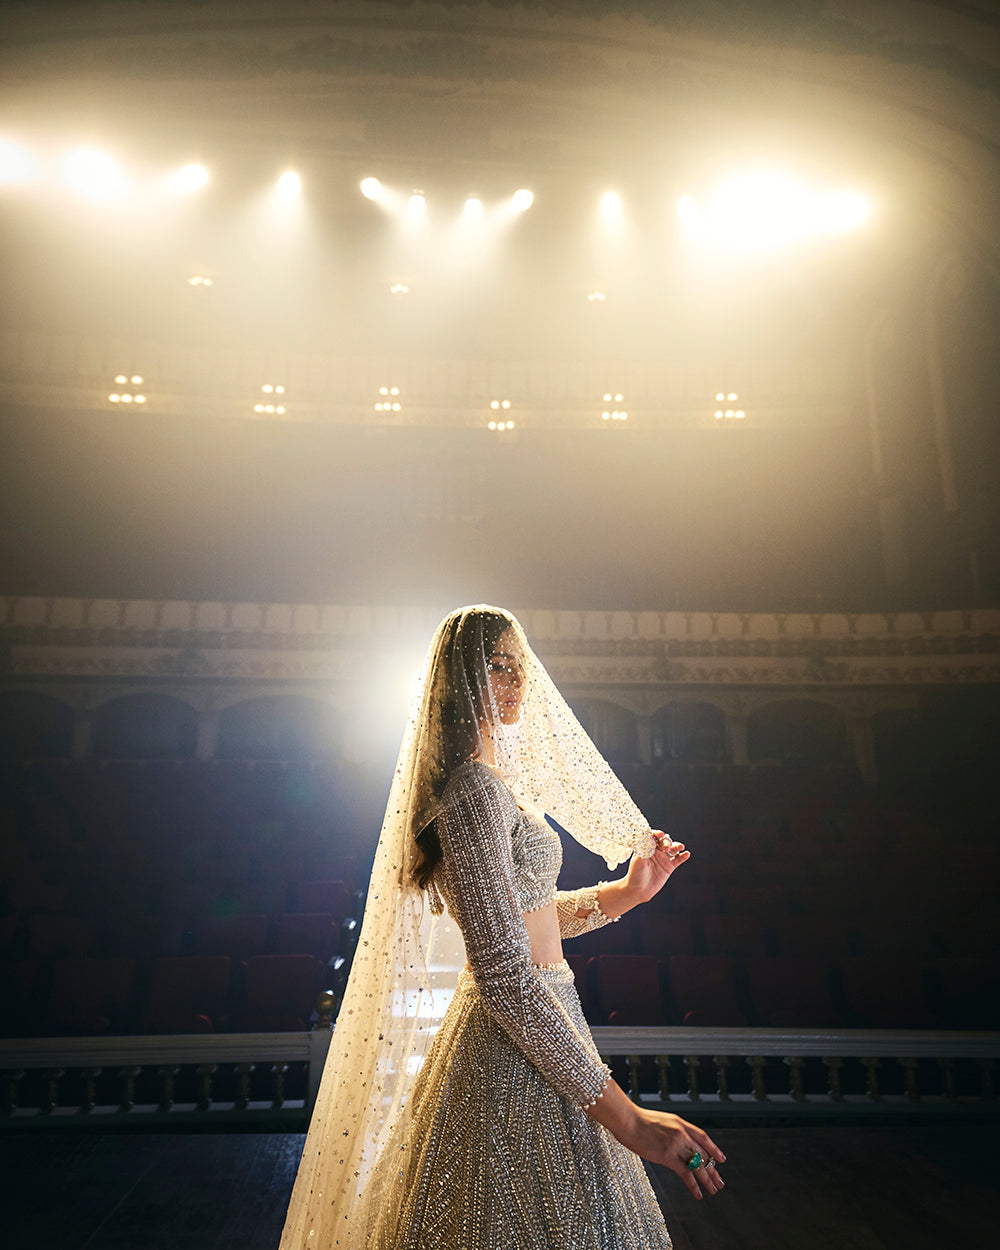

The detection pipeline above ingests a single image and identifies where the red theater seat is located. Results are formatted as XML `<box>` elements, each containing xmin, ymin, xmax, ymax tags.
<box><xmin>274</xmin><ymin>913</ymin><xmax>340</xmax><ymax>963</ymax></box>
<box><xmin>295</xmin><ymin>880</ymin><xmax>353</xmax><ymax>923</ymax></box>
<box><xmin>669</xmin><ymin>956</ymin><xmax>747</xmax><ymax>1026</ymax></box>
<box><xmin>195</xmin><ymin>914</ymin><xmax>268</xmax><ymax>960</ymax></box>
<box><xmin>45</xmin><ymin>958</ymin><xmax>137</xmax><ymax>1035</ymax></box>
<box><xmin>143</xmin><ymin>956</ymin><xmax>232</xmax><ymax>1033</ymax></box>
<box><xmin>229</xmin><ymin>954</ymin><xmax>322</xmax><ymax>1032</ymax></box>
<box><xmin>744</xmin><ymin>957</ymin><xmax>845</xmax><ymax>1028</ymax></box>
<box><xmin>593</xmin><ymin>955</ymin><xmax>667</xmax><ymax>1025</ymax></box>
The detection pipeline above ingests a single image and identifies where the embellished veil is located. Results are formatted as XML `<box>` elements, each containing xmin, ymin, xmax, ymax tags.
<box><xmin>279</xmin><ymin>606</ymin><xmax>655</xmax><ymax>1249</ymax></box>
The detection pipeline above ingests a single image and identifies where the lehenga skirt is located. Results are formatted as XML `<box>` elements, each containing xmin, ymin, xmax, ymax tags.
<box><xmin>370</xmin><ymin>961</ymin><xmax>673</xmax><ymax>1249</ymax></box>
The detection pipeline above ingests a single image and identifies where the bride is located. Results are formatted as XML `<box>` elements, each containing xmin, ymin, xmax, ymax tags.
<box><xmin>280</xmin><ymin>606</ymin><xmax>725</xmax><ymax>1248</ymax></box>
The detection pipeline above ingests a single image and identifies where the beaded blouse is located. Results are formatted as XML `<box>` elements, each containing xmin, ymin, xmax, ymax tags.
<box><xmin>434</xmin><ymin>760</ymin><xmax>616</xmax><ymax>1107</ymax></box>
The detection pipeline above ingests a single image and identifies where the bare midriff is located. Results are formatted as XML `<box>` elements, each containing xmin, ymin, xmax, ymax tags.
<box><xmin>523</xmin><ymin>901</ymin><xmax>564</xmax><ymax>967</ymax></box>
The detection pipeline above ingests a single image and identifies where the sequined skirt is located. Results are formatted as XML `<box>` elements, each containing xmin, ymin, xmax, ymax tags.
<box><xmin>370</xmin><ymin>961</ymin><xmax>672</xmax><ymax>1249</ymax></box>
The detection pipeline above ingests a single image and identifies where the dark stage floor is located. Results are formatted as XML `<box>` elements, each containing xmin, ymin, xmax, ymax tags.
<box><xmin>3</xmin><ymin>1124</ymin><xmax>998</xmax><ymax>1249</ymax></box>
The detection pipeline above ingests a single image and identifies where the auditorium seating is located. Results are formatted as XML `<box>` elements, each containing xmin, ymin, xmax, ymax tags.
<box><xmin>1</xmin><ymin>757</ymin><xmax>996</xmax><ymax>1037</ymax></box>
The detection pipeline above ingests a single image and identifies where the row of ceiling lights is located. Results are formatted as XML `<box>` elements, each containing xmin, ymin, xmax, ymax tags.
<box><xmin>0</xmin><ymin>143</ymin><xmax>871</xmax><ymax>250</ymax></box>
<box><xmin>104</xmin><ymin>376</ymin><xmax>748</xmax><ymax>425</ymax></box>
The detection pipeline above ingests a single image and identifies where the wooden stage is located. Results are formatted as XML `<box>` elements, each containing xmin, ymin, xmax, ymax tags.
<box><xmin>3</xmin><ymin>1123</ymin><xmax>998</xmax><ymax>1249</ymax></box>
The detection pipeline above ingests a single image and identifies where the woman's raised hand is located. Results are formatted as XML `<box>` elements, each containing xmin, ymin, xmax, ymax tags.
<box><xmin>624</xmin><ymin>831</ymin><xmax>691</xmax><ymax>904</ymax></box>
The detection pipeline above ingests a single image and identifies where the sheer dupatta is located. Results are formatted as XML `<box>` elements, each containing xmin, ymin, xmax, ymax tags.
<box><xmin>278</xmin><ymin>606</ymin><xmax>655</xmax><ymax>1249</ymax></box>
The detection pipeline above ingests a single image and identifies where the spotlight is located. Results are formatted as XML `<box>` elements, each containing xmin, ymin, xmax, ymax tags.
<box><xmin>360</xmin><ymin>176</ymin><xmax>383</xmax><ymax>201</ymax></box>
<box><xmin>680</xmin><ymin>172</ymin><xmax>871</xmax><ymax>250</ymax></box>
<box><xmin>818</xmin><ymin>190</ymin><xmax>870</xmax><ymax>232</ymax></box>
<box><xmin>587</xmin><ymin>291</ymin><xmax>606</xmax><ymax>302</ymax></box>
<box><xmin>511</xmin><ymin>188</ymin><xmax>534</xmax><ymax>212</ymax></box>
<box><xmin>407</xmin><ymin>191</ymin><xmax>426</xmax><ymax>219</ymax></box>
<box><xmin>463</xmin><ymin>196</ymin><xmax>483</xmax><ymax>221</ymax></box>
<box><xmin>390</xmin><ymin>283</ymin><xmax>409</xmax><ymax>295</ymax></box>
<box><xmin>169</xmin><ymin>163</ymin><xmax>208</xmax><ymax>192</ymax></box>
<box><xmin>109</xmin><ymin>394</ymin><xmax>121</xmax><ymax>403</ymax></box>
<box><xmin>114</xmin><ymin>375</ymin><xmax>127</xmax><ymax>385</ymax></box>
<box><xmin>490</xmin><ymin>399</ymin><xmax>511</xmax><ymax>410</ymax></box>
<box><xmin>188</xmin><ymin>275</ymin><xmax>214</xmax><ymax>287</ymax></box>
<box><xmin>0</xmin><ymin>140</ymin><xmax>34</xmax><ymax>184</ymax></box>
<box><xmin>676</xmin><ymin>195</ymin><xmax>699</xmax><ymax>227</ymax></box>
<box><xmin>600</xmin><ymin>192</ymin><xmax>622</xmax><ymax>221</ymax></box>
<box><xmin>61</xmin><ymin>148</ymin><xmax>125</xmax><ymax>199</ymax></box>
<box><xmin>131</xmin><ymin>376</ymin><xmax>143</xmax><ymax>385</ymax></box>
<box><xmin>277</xmin><ymin>171</ymin><xmax>301</xmax><ymax>201</ymax></box>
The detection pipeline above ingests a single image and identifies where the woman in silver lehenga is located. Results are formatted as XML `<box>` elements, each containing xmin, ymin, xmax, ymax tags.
<box><xmin>280</xmin><ymin>607</ymin><xmax>726</xmax><ymax>1249</ymax></box>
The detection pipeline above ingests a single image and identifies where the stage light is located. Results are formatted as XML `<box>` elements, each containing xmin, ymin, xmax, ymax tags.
<box><xmin>490</xmin><ymin>399</ymin><xmax>511</xmax><ymax>410</ymax></box>
<box><xmin>134</xmin><ymin>394</ymin><xmax>146</xmax><ymax>404</ymax></box>
<box><xmin>511</xmin><ymin>188</ymin><xmax>534</xmax><ymax>212</ymax></box>
<box><xmin>817</xmin><ymin>189</ymin><xmax>870</xmax><ymax>232</ymax></box>
<box><xmin>679</xmin><ymin>173</ymin><xmax>871</xmax><ymax>250</ymax></box>
<box><xmin>61</xmin><ymin>148</ymin><xmax>125</xmax><ymax>199</ymax></box>
<box><xmin>360</xmin><ymin>176</ymin><xmax>383</xmax><ymax>201</ymax></box>
<box><xmin>600</xmin><ymin>192</ymin><xmax>622</xmax><ymax>221</ymax></box>
<box><xmin>114</xmin><ymin>375</ymin><xmax>128</xmax><ymax>384</ymax></box>
<box><xmin>390</xmin><ymin>283</ymin><xmax>409</xmax><ymax>295</ymax></box>
<box><xmin>109</xmin><ymin>394</ymin><xmax>121</xmax><ymax>403</ymax></box>
<box><xmin>463</xmin><ymin>196</ymin><xmax>483</xmax><ymax>221</ymax></box>
<box><xmin>407</xmin><ymin>191</ymin><xmax>426</xmax><ymax>219</ymax></box>
<box><xmin>587</xmin><ymin>291</ymin><xmax>606</xmax><ymax>302</ymax></box>
<box><xmin>131</xmin><ymin>376</ymin><xmax>143</xmax><ymax>385</ymax></box>
<box><xmin>715</xmin><ymin>392</ymin><xmax>725</xmax><ymax>401</ymax></box>
<box><xmin>714</xmin><ymin>410</ymin><xmax>724</xmax><ymax>419</ymax></box>
<box><xmin>375</xmin><ymin>386</ymin><xmax>402</xmax><ymax>413</ymax></box>
<box><xmin>169</xmin><ymin>163</ymin><xmax>208</xmax><ymax>192</ymax></box>
<box><xmin>676</xmin><ymin>195</ymin><xmax>699</xmax><ymax>227</ymax></box>
<box><xmin>188</xmin><ymin>275</ymin><xmax>214</xmax><ymax>287</ymax></box>
<box><xmin>0</xmin><ymin>140</ymin><xmax>34</xmax><ymax>184</ymax></box>
<box><xmin>277</xmin><ymin>171</ymin><xmax>301</xmax><ymax>202</ymax></box>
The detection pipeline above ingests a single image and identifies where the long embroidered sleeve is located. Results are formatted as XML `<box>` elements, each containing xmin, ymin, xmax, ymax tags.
<box><xmin>553</xmin><ymin>885</ymin><xmax>619</xmax><ymax>941</ymax></box>
<box><xmin>435</xmin><ymin>762</ymin><xmax>611</xmax><ymax>1108</ymax></box>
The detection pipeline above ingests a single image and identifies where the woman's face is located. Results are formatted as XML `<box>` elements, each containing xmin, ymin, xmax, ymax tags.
<box><xmin>486</xmin><ymin>628</ymin><xmax>525</xmax><ymax>725</ymax></box>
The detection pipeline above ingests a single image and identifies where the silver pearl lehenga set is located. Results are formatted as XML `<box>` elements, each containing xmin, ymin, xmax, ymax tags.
<box><xmin>278</xmin><ymin>607</ymin><xmax>670</xmax><ymax>1249</ymax></box>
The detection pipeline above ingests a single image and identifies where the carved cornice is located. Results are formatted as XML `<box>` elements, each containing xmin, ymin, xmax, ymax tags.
<box><xmin>2</xmin><ymin>594</ymin><xmax>998</xmax><ymax>689</ymax></box>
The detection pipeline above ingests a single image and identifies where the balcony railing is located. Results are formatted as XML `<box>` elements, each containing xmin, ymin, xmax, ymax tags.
<box><xmin>3</xmin><ymin>1010</ymin><xmax>997</xmax><ymax>1128</ymax></box>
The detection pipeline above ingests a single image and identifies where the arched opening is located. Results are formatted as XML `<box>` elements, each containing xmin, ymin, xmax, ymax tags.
<box><xmin>216</xmin><ymin>696</ymin><xmax>340</xmax><ymax>760</ymax></box>
<box><xmin>0</xmin><ymin>691</ymin><xmax>74</xmax><ymax>758</ymax></box>
<box><xmin>93</xmin><ymin>694</ymin><xmax>198</xmax><ymax>759</ymax></box>
<box><xmin>565</xmin><ymin>698</ymin><xmax>639</xmax><ymax>763</ymax></box>
<box><xmin>651</xmin><ymin>701</ymin><xmax>728</xmax><ymax>764</ymax></box>
<box><xmin>747</xmin><ymin>699</ymin><xmax>849</xmax><ymax>767</ymax></box>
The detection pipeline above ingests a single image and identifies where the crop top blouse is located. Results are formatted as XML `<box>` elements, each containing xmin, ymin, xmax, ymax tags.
<box><xmin>433</xmin><ymin>760</ymin><xmax>618</xmax><ymax>1108</ymax></box>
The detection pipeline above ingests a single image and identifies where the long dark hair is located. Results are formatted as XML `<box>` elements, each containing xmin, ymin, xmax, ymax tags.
<box><xmin>412</xmin><ymin>608</ymin><xmax>511</xmax><ymax>891</ymax></box>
